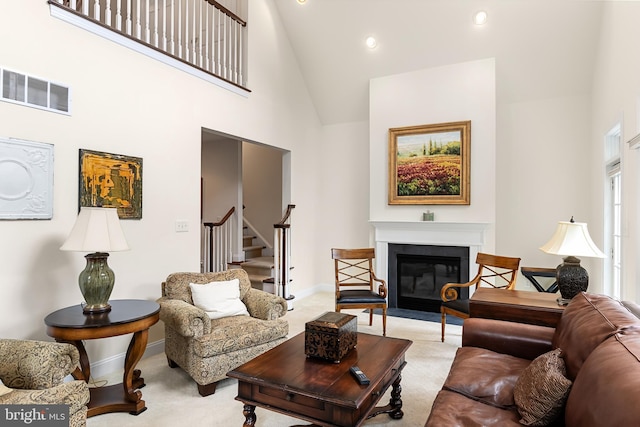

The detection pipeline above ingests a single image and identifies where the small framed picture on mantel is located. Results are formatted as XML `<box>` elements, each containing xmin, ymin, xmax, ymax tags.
<box><xmin>388</xmin><ymin>120</ymin><xmax>470</xmax><ymax>205</ymax></box>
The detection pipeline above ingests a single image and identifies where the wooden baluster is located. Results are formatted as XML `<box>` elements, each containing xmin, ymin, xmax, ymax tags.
<box><xmin>204</xmin><ymin>3</ymin><xmax>209</xmax><ymax>71</ymax></box>
<box><xmin>238</xmin><ymin>23</ymin><xmax>243</xmax><ymax>85</ymax></box>
<box><xmin>135</xmin><ymin>0</ymin><xmax>141</xmax><ymax>39</ymax></box>
<box><xmin>116</xmin><ymin>0</ymin><xmax>122</xmax><ymax>31</ymax></box>
<box><xmin>198</xmin><ymin>0</ymin><xmax>203</xmax><ymax>67</ymax></box>
<box><xmin>214</xmin><ymin>8</ymin><xmax>220</xmax><ymax>75</ymax></box>
<box><xmin>191</xmin><ymin>0</ymin><xmax>197</xmax><ymax>65</ymax></box>
<box><xmin>105</xmin><ymin>0</ymin><xmax>112</xmax><ymax>26</ymax></box>
<box><xmin>153</xmin><ymin>0</ymin><xmax>158</xmax><ymax>47</ymax></box>
<box><xmin>125</xmin><ymin>0</ymin><xmax>132</xmax><ymax>35</ymax></box>
<box><xmin>170</xmin><ymin>0</ymin><xmax>175</xmax><ymax>55</ymax></box>
<box><xmin>144</xmin><ymin>0</ymin><xmax>150</xmax><ymax>43</ymax></box>
<box><xmin>177</xmin><ymin>0</ymin><xmax>182</xmax><ymax>58</ymax></box>
<box><xmin>161</xmin><ymin>0</ymin><xmax>167</xmax><ymax>51</ymax></box>
<box><xmin>93</xmin><ymin>0</ymin><xmax>100</xmax><ymax>20</ymax></box>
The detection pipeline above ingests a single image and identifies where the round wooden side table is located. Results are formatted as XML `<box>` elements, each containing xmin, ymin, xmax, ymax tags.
<box><xmin>44</xmin><ymin>299</ymin><xmax>160</xmax><ymax>417</ymax></box>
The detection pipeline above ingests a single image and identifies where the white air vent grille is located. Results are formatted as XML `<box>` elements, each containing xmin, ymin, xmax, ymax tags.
<box><xmin>1</xmin><ymin>67</ymin><xmax>71</xmax><ymax>115</ymax></box>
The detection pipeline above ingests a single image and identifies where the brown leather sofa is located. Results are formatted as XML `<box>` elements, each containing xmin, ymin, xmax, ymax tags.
<box><xmin>425</xmin><ymin>292</ymin><xmax>640</xmax><ymax>426</ymax></box>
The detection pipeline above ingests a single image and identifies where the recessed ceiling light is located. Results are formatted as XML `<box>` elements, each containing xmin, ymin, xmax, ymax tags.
<box><xmin>473</xmin><ymin>10</ymin><xmax>488</xmax><ymax>26</ymax></box>
<box><xmin>297</xmin><ymin>0</ymin><xmax>306</xmax><ymax>4</ymax></box>
<box><xmin>365</xmin><ymin>36</ymin><xmax>377</xmax><ymax>49</ymax></box>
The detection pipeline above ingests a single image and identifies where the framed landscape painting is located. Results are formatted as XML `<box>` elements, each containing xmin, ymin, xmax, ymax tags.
<box><xmin>388</xmin><ymin>121</ymin><xmax>470</xmax><ymax>205</ymax></box>
<box><xmin>79</xmin><ymin>149</ymin><xmax>143</xmax><ymax>219</ymax></box>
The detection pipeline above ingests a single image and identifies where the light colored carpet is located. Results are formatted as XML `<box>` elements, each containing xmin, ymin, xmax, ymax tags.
<box><xmin>87</xmin><ymin>292</ymin><xmax>462</xmax><ymax>426</ymax></box>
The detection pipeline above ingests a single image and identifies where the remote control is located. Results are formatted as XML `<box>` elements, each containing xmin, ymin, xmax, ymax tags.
<box><xmin>350</xmin><ymin>366</ymin><xmax>370</xmax><ymax>385</ymax></box>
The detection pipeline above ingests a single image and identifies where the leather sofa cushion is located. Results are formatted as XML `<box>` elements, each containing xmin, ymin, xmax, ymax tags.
<box><xmin>425</xmin><ymin>389</ymin><xmax>521</xmax><ymax>427</ymax></box>
<box><xmin>565</xmin><ymin>334</ymin><xmax>640</xmax><ymax>427</ymax></box>
<box><xmin>552</xmin><ymin>292</ymin><xmax>640</xmax><ymax>380</ymax></box>
<box><xmin>442</xmin><ymin>346</ymin><xmax>530</xmax><ymax>408</ymax></box>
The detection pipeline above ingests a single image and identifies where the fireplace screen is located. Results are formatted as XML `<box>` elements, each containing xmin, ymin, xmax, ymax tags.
<box><xmin>388</xmin><ymin>244</ymin><xmax>469</xmax><ymax>313</ymax></box>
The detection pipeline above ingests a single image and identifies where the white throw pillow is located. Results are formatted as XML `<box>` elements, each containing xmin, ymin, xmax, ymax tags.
<box><xmin>189</xmin><ymin>278</ymin><xmax>249</xmax><ymax>320</ymax></box>
<box><xmin>0</xmin><ymin>378</ymin><xmax>12</xmax><ymax>396</ymax></box>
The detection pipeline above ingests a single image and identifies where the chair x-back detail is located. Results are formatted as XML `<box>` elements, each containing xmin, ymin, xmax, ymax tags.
<box><xmin>440</xmin><ymin>252</ymin><xmax>521</xmax><ymax>342</ymax></box>
<box><xmin>332</xmin><ymin>248</ymin><xmax>387</xmax><ymax>336</ymax></box>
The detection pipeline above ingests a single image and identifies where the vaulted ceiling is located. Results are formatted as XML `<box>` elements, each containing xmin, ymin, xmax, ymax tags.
<box><xmin>273</xmin><ymin>0</ymin><xmax>603</xmax><ymax>125</ymax></box>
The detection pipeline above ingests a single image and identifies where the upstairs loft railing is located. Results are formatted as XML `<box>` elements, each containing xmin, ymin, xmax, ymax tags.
<box><xmin>203</xmin><ymin>206</ymin><xmax>235</xmax><ymax>272</ymax></box>
<box><xmin>50</xmin><ymin>0</ymin><xmax>247</xmax><ymax>88</ymax></box>
<box><xmin>273</xmin><ymin>204</ymin><xmax>295</xmax><ymax>308</ymax></box>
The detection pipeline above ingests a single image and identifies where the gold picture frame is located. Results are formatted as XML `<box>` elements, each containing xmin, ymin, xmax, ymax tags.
<box><xmin>388</xmin><ymin>121</ymin><xmax>470</xmax><ymax>205</ymax></box>
<box><xmin>79</xmin><ymin>149</ymin><xmax>143</xmax><ymax>219</ymax></box>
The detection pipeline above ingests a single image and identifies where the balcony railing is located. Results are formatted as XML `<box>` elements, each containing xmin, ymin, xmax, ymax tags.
<box><xmin>50</xmin><ymin>0</ymin><xmax>247</xmax><ymax>89</ymax></box>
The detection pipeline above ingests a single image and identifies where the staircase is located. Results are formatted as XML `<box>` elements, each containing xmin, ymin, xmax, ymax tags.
<box><xmin>204</xmin><ymin>205</ymin><xmax>295</xmax><ymax>310</ymax></box>
<box><xmin>240</xmin><ymin>231</ymin><xmax>276</xmax><ymax>293</ymax></box>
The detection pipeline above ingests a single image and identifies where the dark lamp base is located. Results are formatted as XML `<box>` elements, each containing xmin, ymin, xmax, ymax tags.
<box><xmin>556</xmin><ymin>255</ymin><xmax>589</xmax><ymax>303</ymax></box>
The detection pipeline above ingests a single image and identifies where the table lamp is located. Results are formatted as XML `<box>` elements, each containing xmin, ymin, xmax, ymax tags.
<box><xmin>540</xmin><ymin>217</ymin><xmax>605</xmax><ymax>305</ymax></box>
<box><xmin>60</xmin><ymin>206</ymin><xmax>129</xmax><ymax>313</ymax></box>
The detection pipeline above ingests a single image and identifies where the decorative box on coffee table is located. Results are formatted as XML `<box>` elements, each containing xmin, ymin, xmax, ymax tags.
<box><xmin>305</xmin><ymin>311</ymin><xmax>357</xmax><ymax>363</ymax></box>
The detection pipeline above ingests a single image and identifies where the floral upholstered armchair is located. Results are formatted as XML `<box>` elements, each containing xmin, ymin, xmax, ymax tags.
<box><xmin>0</xmin><ymin>339</ymin><xmax>90</xmax><ymax>427</ymax></box>
<box><xmin>158</xmin><ymin>269</ymin><xmax>289</xmax><ymax>396</ymax></box>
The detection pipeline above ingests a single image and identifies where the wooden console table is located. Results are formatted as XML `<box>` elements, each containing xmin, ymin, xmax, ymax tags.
<box><xmin>44</xmin><ymin>299</ymin><xmax>160</xmax><ymax>417</ymax></box>
<box><xmin>520</xmin><ymin>266</ymin><xmax>558</xmax><ymax>293</ymax></box>
<box><xmin>228</xmin><ymin>332</ymin><xmax>412</xmax><ymax>427</ymax></box>
<box><xmin>469</xmin><ymin>287</ymin><xmax>565</xmax><ymax>328</ymax></box>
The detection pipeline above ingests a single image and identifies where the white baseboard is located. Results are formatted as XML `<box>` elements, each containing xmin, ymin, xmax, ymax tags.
<box><xmin>88</xmin><ymin>339</ymin><xmax>165</xmax><ymax>380</ymax></box>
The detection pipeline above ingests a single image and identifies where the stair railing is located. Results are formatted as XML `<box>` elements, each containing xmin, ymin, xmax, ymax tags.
<box><xmin>50</xmin><ymin>0</ymin><xmax>247</xmax><ymax>88</ymax></box>
<box><xmin>203</xmin><ymin>206</ymin><xmax>235</xmax><ymax>272</ymax></box>
<box><xmin>273</xmin><ymin>204</ymin><xmax>295</xmax><ymax>309</ymax></box>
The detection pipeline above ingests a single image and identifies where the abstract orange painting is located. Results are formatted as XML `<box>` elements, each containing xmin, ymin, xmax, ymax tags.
<box><xmin>79</xmin><ymin>149</ymin><xmax>142</xmax><ymax>219</ymax></box>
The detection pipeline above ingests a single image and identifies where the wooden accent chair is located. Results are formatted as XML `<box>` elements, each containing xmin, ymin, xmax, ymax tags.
<box><xmin>440</xmin><ymin>252</ymin><xmax>521</xmax><ymax>342</ymax></box>
<box><xmin>331</xmin><ymin>248</ymin><xmax>387</xmax><ymax>336</ymax></box>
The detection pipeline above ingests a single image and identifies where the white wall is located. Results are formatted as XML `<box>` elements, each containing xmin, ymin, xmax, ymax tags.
<box><xmin>590</xmin><ymin>1</ymin><xmax>640</xmax><ymax>301</ymax></box>
<box><xmin>497</xmin><ymin>94</ymin><xmax>593</xmax><ymax>277</ymax></box>
<box><xmin>0</xmin><ymin>1</ymin><xmax>322</xmax><ymax>363</ymax></box>
<box><xmin>314</xmin><ymin>121</ymin><xmax>371</xmax><ymax>285</ymax></box>
<box><xmin>242</xmin><ymin>142</ymin><xmax>283</xmax><ymax>249</ymax></box>
<box><xmin>369</xmin><ymin>58</ymin><xmax>497</xmax><ymax>251</ymax></box>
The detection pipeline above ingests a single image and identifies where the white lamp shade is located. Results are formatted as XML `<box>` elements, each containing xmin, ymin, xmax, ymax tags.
<box><xmin>540</xmin><ymin>220</ymin><xmax>605</xmax><ymax>258</ymax></box>
<box><xmin>60</xmin><ymin>207</ymin><xmax>129</xmax><ymax>252</ymax></box>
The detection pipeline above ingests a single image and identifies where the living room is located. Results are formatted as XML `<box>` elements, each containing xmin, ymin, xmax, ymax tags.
<box><xmin>1</xmin><ymin>0</ymin><xmax>640</xmax><ymax>425</ymax></box>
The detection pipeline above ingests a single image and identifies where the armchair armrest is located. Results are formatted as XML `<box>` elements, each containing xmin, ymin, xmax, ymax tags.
<box><xmin>441</xmin><ymin>275</ymin><xmax>480</xmax><ymax>302</ymax></box>
<box><xmin>0</xmin><ymin>339</ymin><xmax>79</xmax><ymax>389</ymax></box>
<box><xmin>371</xmin><ymin>272</ymin><xmax>387</xmax><ymax>298</ymax></box>
<box><xmin>462</xmin><ymin>318</ymin><xmax>554</xmax><ymax>361</ymax></box>
<box><xmin>0</xmin><ymin>380</ymin><xmax>90</xmax><ymax>416</ymax></box>
<box><xmin>242</xmin><ymin>288</ymin><xmax>287</xmax><ymax>320</ymax></box>
<box><xmin>157</xmin><ymin>297</ymin><xmax>211</xmax><ymax>337</ymax></box>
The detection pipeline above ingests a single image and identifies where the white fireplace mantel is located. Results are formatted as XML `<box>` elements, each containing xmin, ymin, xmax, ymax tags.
<box><xmin>370</xmin><ymin>220</ymin><xmax>491</xmax><ymax>283</ymax></box>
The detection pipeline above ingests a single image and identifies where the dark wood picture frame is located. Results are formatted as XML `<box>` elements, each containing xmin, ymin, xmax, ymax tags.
<box><xmin>388</xmin><ymin>120</ymin><xmax>470</xmax><ymax>205</ymax></box>
<box><xmin>79</xmin><ymin>149</ymin><xmax>143</xmax><ymax>219</ymax></box>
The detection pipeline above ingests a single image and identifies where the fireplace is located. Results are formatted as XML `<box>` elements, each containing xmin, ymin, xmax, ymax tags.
<box><xmin>388</xmin><ymin>244</ymin><xmax>470</xmax><ymax>313</ymax></box>
<box><xmin>370</xmin><ymin>220</ymin><xmax>490</xmax><ymax>312</ymax></box>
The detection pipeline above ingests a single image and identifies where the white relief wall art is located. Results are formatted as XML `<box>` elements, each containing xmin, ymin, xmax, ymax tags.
<box><xmin>0</xmin><ymin>137</ymin><xmax>54</xmax><ymax>219</ymax></box>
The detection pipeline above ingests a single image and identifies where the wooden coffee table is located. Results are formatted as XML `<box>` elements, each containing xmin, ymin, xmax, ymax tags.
<box><xmin>227</xmin><ymin>332</ymin><xmax>412</xmax><ymax>427</ymax></box>
<box><xmin>469</xmin><ymin>287</ymin><xmax>565</xmax><ymax>327</ymax></box>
